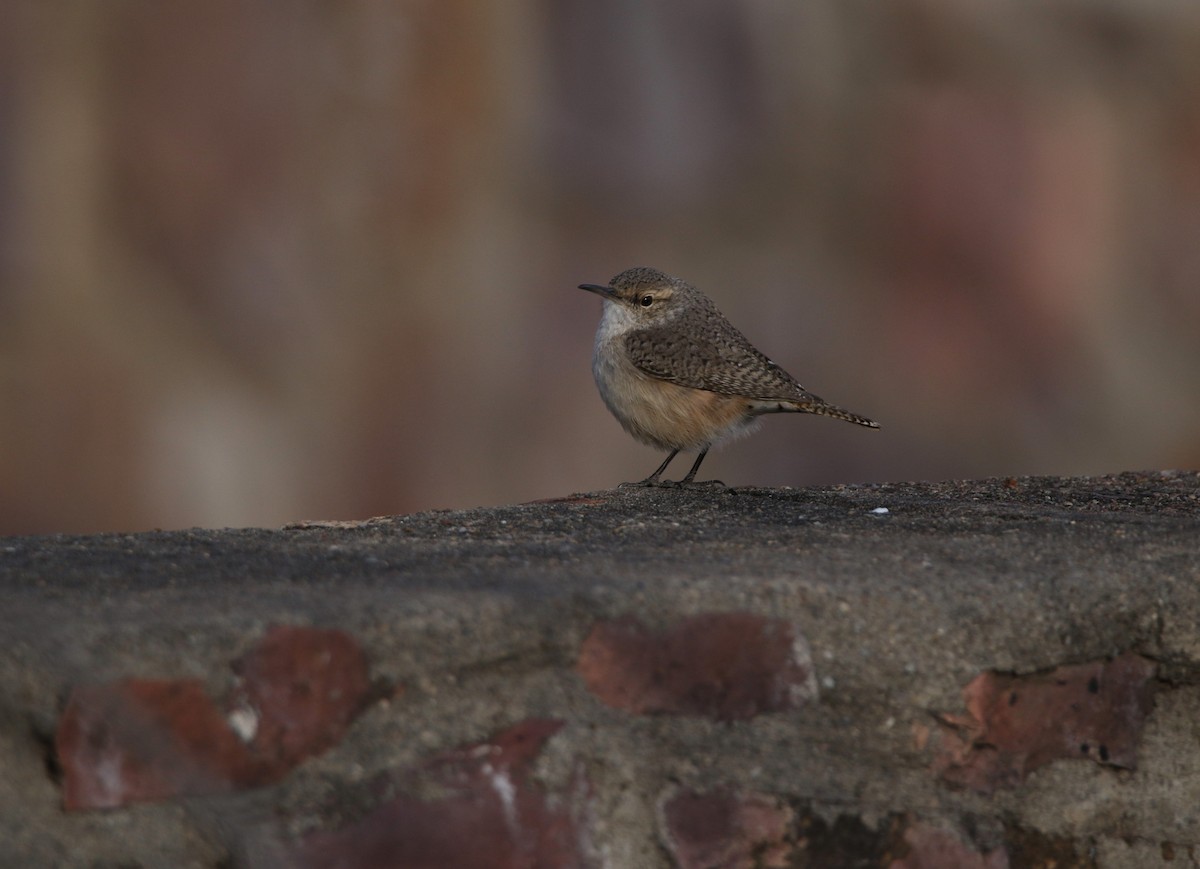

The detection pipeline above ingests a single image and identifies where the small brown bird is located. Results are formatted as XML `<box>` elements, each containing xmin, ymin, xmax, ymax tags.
<box><xmin>578</xmin><ymin>267</ymin><xmax>879</xmax><ymax>486</ymax></box>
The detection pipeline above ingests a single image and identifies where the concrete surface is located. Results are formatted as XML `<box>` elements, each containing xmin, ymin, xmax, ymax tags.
<box><xmin>1</xmin><ymin>471</ymin><xmax>1198</xmax><ymax>867</ymax></box>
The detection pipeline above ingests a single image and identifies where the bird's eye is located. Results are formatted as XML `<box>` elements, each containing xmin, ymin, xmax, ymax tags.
<box><xmin>640</xmin><ymin>295</ymin><xmax>654</xmax><ymax>307</ymax></box>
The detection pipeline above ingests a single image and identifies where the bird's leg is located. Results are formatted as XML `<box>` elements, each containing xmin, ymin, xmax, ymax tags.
<box><xmin>620</xmin><ymin>449</ymin><xmax>679</xmax><ymax>488</ymax></box>
<box><xmin>686</xmin><ymin>451</ymin><xmax>720</xmax><ymax>484</ymax></box>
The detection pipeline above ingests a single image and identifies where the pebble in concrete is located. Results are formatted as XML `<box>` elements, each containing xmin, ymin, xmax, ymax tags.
<box><xmin>58</xmin><ymin>678</ymin><xmax>257</xmax><ymax>808</ymax></box>
<box><xmin>889</xmin><ymin>823</ymin><xmax>1009</xmax><ymax>869</ymax></box>
<box><xmin>577</xmin><ymin>613</ymin><xmax>817</xmax><ymax>721</ymax></box>
<box><xmin>57</xmin><ymin>625</ymin><xmax>372</xmax><ymax>810</ymax></box>
<box><xmin>292</xmin><ymin>718</ymin><xmax>582</xmax><ymax>869</ymax></box>
<box><xmin>934</xmin><ymin>652</ymin><xmax>1156</xmax><ymax>793</ymax></box>
<box><xmin>659</xmin><ymin>788</ymin><xmax>794</xmax><ymax>869</ymax></box>
<box><xmin>227</xmin><ymin>623</ymin><xmax>372</xmax><ymax>769</ymax></box>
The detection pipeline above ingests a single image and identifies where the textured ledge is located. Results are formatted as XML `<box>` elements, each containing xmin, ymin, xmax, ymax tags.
<box><xmin>1</xmin><ymin>471</ymin><xmax>1198</xmax><ymax>867</ymax></box>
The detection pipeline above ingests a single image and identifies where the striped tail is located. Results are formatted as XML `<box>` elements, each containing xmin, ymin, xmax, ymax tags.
<box><xmin>795</xmin><ymin>399</ymin><xmax>880</xmax><ymax>429</ymax></box>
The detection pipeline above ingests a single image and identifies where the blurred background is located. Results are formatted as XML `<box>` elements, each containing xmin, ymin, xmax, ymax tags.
<box><xmin>1</xmin><ymin>1</ymin><xmax>1198</xmax><ymax>535</ymax></box>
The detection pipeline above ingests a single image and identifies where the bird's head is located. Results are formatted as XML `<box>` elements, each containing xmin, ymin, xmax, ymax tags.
<box><xmin>578</xmin><ymin>267</ymin><xmax>698</xmax><ymax>324</ymax></box>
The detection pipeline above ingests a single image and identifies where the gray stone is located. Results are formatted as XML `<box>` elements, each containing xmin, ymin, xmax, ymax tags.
<box><xmin>1</xmin><ymin>471</ymin><xmax>1198</xmax><ymax>866</ymax></box>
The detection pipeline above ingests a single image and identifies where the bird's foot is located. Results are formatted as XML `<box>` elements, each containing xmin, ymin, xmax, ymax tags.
<box><xmin>618</xmin><ymin>478</ymin><xmax>674</xmax><ymax>489</ymax></box>
<box><xmin>618</xmin><ymin>478</ymin><xmax>726</xmax><ymax>489</ymax></box>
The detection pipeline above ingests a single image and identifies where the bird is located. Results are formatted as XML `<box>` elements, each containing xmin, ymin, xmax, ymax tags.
<box><xmin>577</xmin><ymin>266</ymin><xmax>879</xmax><ymax>486</ymax></box>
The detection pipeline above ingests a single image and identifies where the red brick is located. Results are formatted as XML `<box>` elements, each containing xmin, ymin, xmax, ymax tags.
<box><xmin>294</xmin><ymin>719</ymin><xmax>583</xmax><ymax>869</ymax></box>
<box><xmin>577</xmin><ymin>613</ymin><xmax>815</xmax><ymax>720</ymax></box>
<box><xmin>424</xmin><ymin>716</ymin><xmax>565</xmax><ymax>780</ymax></box>
<box><xmin>660</xmin><ymin>788</ymin><xmax>793</xmax><ymax>869</ymax></box>
<box><xmin>57</xmin><ymin>625</ymin><xmax>373</xmax><ymax>810</ymax></box>
<box><xmin>889</xmin><ymin>822</ymin><xmax>1008</xmax><ymax>869</ymax></box>
<box><xmin>934</xmin><ymin>653</ymin><xmax>1155</xmax><ymax>793</ymax></box>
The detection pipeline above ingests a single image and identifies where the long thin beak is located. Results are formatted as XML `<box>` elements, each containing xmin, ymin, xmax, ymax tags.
<box><xmin>578</xmin><ymin>283</ymin><xmax>617</xmax><ymax>299</ymax></box>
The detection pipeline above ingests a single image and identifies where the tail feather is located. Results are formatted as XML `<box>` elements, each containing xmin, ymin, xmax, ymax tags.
<box><xmin>795</xmin><ymin>400</ymin><xmax>880</xmax><ymax>429</ymax></box>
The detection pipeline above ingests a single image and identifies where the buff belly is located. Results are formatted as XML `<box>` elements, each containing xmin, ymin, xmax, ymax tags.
<box><xmin>592</xmin><ymin>341</ymin><xmax>761</xmax><ymax>452</ymax></box>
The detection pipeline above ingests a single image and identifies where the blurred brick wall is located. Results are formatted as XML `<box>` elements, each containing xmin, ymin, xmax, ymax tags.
<box><xmin>1</xmin><ymin>1</ymin><xmax>1198</xmax><ymax>533</ymax></box>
